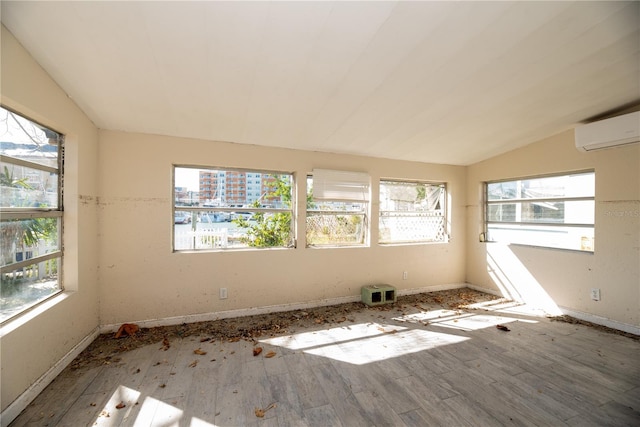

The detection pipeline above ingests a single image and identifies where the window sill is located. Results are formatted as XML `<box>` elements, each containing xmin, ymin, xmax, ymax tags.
<box><xmin>484</xmin><ymin>241</ymin><xmax>594</xmax><ymax>254</ymax></box>
<box><xmin>307</xmin><ymin>245</ymin><xmax>368</xmax><ymax>249</ymax></box>
<box><xmin>0</xmin><ymin>291</ymin><xmax>72</xmax><ymax>337</ymax></box>
<box><xmin>379</xmin><ymin>241</ymin><xmax>448</xmax><ymax>247</ymax></box>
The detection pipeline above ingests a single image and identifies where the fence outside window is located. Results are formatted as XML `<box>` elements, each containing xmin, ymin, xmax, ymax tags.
<box><xmin>379</xmin><ymin>180</ymin><xmax>446</xmax><ymax>244</ymax></box>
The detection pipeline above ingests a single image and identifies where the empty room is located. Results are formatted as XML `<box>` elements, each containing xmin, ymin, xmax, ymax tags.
<box><xmin>1</xmin><ymin>1</ymin><xmax>639</xmax><ymax>426</ymax></box>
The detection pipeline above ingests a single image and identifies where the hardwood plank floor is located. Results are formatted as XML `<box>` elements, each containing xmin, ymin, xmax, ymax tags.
<box><xmin>9</xmin><ymin>292</ymin><xmax>640</xmax><ymax>426</ymax></box>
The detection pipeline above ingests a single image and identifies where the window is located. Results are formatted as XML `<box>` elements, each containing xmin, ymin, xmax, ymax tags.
<box><xmin>1</xmin><ymin>106</ymin><xmax>64</xmax><ymax>322</ymax></box>
<box><xmin>379</xmin><ymin>180</ymin><xmax>446</xmax><ymax>244</ymax></box>
<box><xmin>485</xmin><ymin>171</ymin><xmax>595</xmax><ymax>251</ymax></box>
<box><xmin>173</xmin><ymin>166</ymin><xmax>294</xmax><ymax>250</ymax></box>
<box><xmin>306</xmin><ymin>170</ymin><xmax>369</xmax><ymax>247</ymax></box>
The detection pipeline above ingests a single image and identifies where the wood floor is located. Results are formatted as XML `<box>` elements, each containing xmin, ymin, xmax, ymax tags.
<box><xmin>9</xmin><ymin>298</ymin><xmax>640</xmax><ymax>426</ymax></box>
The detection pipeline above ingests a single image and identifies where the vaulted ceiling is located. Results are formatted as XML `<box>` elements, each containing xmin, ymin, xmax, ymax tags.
<box><xmin>2</xmin><ymin>1</ymin><xmax>639</xmax><ymax>165</ymax></box>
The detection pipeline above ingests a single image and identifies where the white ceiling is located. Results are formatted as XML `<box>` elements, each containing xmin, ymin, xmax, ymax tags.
<box><xmin>2</xmin><ymin>1</ymin><xmax>639</xmax><ymax>165</ymax></box>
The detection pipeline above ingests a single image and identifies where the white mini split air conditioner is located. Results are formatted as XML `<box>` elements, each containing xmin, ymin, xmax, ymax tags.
<box><xmin>575</xmin><ymin>111</ymin><xmax>640</xmax><ymax>152</ymax></box>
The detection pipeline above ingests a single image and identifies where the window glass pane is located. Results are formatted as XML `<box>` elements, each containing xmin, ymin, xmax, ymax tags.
<box><xmin>379</xmin><ymin>180</ymin><xmax>446</xmax><ymax>244</ymax></box>
<box><xmin>487</xmin><ymin>200</ymin><xmax>594</xmax><ymax>224</ymax></box>
<box><xmin>0</xmin><ymin>162</ymin><xmax>59</xmax><ymax>209</ymax></box>
<box><xmin>379</xmin><ymin>213</ymin><xmax>445</xmax><ymax>243</ymax></box>
<box><xmin>306</xmin><ymin>213</ymin><xmax>366</xmax><ymax>245</ymax></box>
<box><xmin>488</xmin><ymin>172</ymin><xmax>594</xmax><ymax>200</ymax></box>
<box><xmin>306</xmin><ymin>176</ymin><xmax>368</xmax><ymax>246</ymax></box>
<box><xmin>174</xmin><ymin>167</ymin><xmax>293</xmax><ymax>250</ymax></box>
<box><xmin>1</xmin><ymin>258</ymin><xmax>61</xmax><ymax>322</ymax></box>
<box><xmin>1</xmin><ymin>218</ymin><xmax>61</xmax><ymax>267</ymax></box>
<box><xmin>0</xmin><ymin>108</ymin><xmax>59</xmax><ymax>168</ymax></box>
<box><xmin>174</xmin><ymin>209</ymin><xmax>293</xmax><ymax>250</ymax></box>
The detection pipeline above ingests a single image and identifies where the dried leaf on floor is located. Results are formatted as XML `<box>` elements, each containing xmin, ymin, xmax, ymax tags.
<box><xmin>115</xmin><ymin>401</ymin><xmax>126</xmax><ymax>409</ymax></box>
<box><xmin>254</xmin><ymin>403</ymin><xmax>277</xmax><ymax>418</ymax></box>
<box><xmin>189</xmin><ymin>360</ymin><xmax>198</xmax><ymax>367</ymax></box>
<box><xmin>265</xmin><ymin>351</ymin><xmax>276</xmax><ymax>358</ymax></box>
<box><xmin>496</xmin><ymin>324</ymin><xmax>510</xmax><ymax>332</ymax></box>
<box><xmin>253</xmin><ymin>347</ymin><xmax>263</xmax><ymax>356</ymax></box>
<box><xmin>194</xmin><ymin>348</ymin><xmax>207</xmax><ymax>355</ymax></box>
<box><xmin>66</xmin><ymin>288</ymin><xmax>502</xmax><ymax>370</ymax></box>
<box><xmin>115</xmin><ymin>323</ymin><xmax>139</xmax><ymax>339</ymax></box>
<box><xmin>160</xmin><ymin>337</ymin><xmax>171</xmax><ymax>351</ymax></box>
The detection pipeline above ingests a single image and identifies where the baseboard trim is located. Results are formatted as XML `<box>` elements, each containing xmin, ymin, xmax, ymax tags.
<box><xmin>101</xmin><ymin>283</ymin><xmax>474</xmax><ymax>333</ymax></box>
<box><xmin>465</xmin><ymin>283</ymin><xmax>504</xmax><ymax>298</ymax></box>
<box><xmin>558</xmin><ymin>306</ymin><xmax>640</xmax><ymax>336</ymax></box>
<box><xmin>1</xmin><ymin>327</ymin><xmax>100</xmax><ymax>427</ymax></box>
<box><xmin>101</xmin><ymin>295</ymin><xmax>360</xmax><ymax>333</ymax></box>
<box><xmin>397</xmin><ymin>282</ymin><xmax>469</xmax><ymax>296</ymax></box>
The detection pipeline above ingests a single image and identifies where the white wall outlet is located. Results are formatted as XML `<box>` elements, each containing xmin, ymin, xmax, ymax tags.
<box><xmin>219</xmin><ymin>288</ymin><xmax>228</xmax><ymax>299</ymax></box>
<box><xmin>403</xmin><ymin>271</ymin><xmax>408</xmax><ymax>280</ymax></box>
<box><xmin>590</xmin><ymin>288</ymin><xmax>600</xmax><ymax>301</ymax></box>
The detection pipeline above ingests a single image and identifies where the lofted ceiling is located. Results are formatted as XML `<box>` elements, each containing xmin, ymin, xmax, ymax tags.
<box><xmin>1</xmin><ymin>1</ymin><xmax>639</xmax><ymax>165</ymax></box>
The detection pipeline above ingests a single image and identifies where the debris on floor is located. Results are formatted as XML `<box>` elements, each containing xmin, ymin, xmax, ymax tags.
<box><xmin>550</xmin><ymin>314</ymin><xmax>639</xmax><ymax>340</ymax></box>
<box><xmin>254</xmin><ymin>402</ymin><xmax>277</xmax><ymax>418</ymax></box>
<box><xmin>71</xmin><ymin>288</ymin><xmax>500</xmax><ymax>369</ymax></box>
<box><xmin>114</xmin><ymin>323</ymin><xmax>139</xmax><ymax>339</ymax></box>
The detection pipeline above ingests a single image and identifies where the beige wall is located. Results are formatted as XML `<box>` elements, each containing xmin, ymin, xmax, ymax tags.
<box><xmin>0</xmin><ymin>27</ymin><xmax>100</xmax><ymax>411</ymax></box>
<box><xmin>98</xmin><ymin>130</ymin><xmax>467</xmax><ymax>326</ymax></box>
<box><xmin>466</xmin><ymin>130</ymin><xmax>640</xmax><ymax>328</ymax></box>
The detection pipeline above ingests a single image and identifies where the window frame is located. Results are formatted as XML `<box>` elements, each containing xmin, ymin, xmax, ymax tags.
<box><xmin>484</xmin><ymin>170</ymin><xmax>595</xmax><ymax>252</ymax></box>
<box><xmin>173</xmin><ymin>165</ymin><xmax>295</xmax><ymax>251</ymax></box>
<box><xmin>379</xmin><ymin>179</ymin><xmax>447</xmax><ymax>245</ymax></box>
<box><xmin>0</xmin><ymin>106</ymin><xmax>64</xmax><ymax>323</ymax></box>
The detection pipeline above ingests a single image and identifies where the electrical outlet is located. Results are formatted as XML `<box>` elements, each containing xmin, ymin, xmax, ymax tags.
<box><xmin>403</xmin><ymin>271</ymin><xmax>408</xmax><ymax>280</ymax></box>
<box><xmin>219</xmin><ymin>288</ymin><xmax>228</xmax><ymax>299</ymax></box>
<box><xmin>590</xmin><ymin>288</ymin><xmax>600</xmax><ymax>301</ymax></box>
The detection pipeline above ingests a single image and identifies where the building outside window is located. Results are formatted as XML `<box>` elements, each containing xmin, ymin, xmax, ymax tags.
<box><xmin>0</xmin><ymin>106</ymin><xmax>64</xmax><ymax>322</ymax></box>
<box><xmin>174</xmin><ymin>166</ymin><xmax>293</xmax><ymax>250</ymax></box>
<box><xmin>485</xmin><ymin>171</ymin><xmax>595</xmax><ymax>251</ymax></box>
<box><xmin>379</xmin><ymin>180</ymin><xmax>447</xmax><ymax>244</ymax></box>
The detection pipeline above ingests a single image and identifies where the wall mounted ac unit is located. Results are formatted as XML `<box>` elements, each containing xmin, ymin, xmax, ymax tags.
<box><xmin>575</xmin><ymin>111</ymin><xmax>640</xmax><ymax>152</ymax></box>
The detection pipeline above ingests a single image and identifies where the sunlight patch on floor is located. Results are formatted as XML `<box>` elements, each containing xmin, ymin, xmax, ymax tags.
<box><xmin>190</xmin><ymin>416</ymin><xmax>218</xmax><ymax>426</ymax></box>
<box><xmin>393</xmin><ymin>309</ymin><xmax>537</xmax><ymax>332</ymax></box>
<box><xmin>260</xmin><ymin>322</ymin><xmax>469</xmax><ymax>365</ymax></box>
<box><xmin>263</xmin><ymin>322</ymin><xmax>395</xmax><ymax>350</ymax></box>
<box><xmin>93</xmin><ymin>385</ymin><xmax>140</xmax><ymax>426</ymax></box>
<box><xmin>465</xmin><ymin>299</ymin><xmax>554</xmax><ymax>317</ymax></box>
<box><xmin>93</xmin><ymin>388</ymin><xmax>219</xmax><ymax>427</ymax></box>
